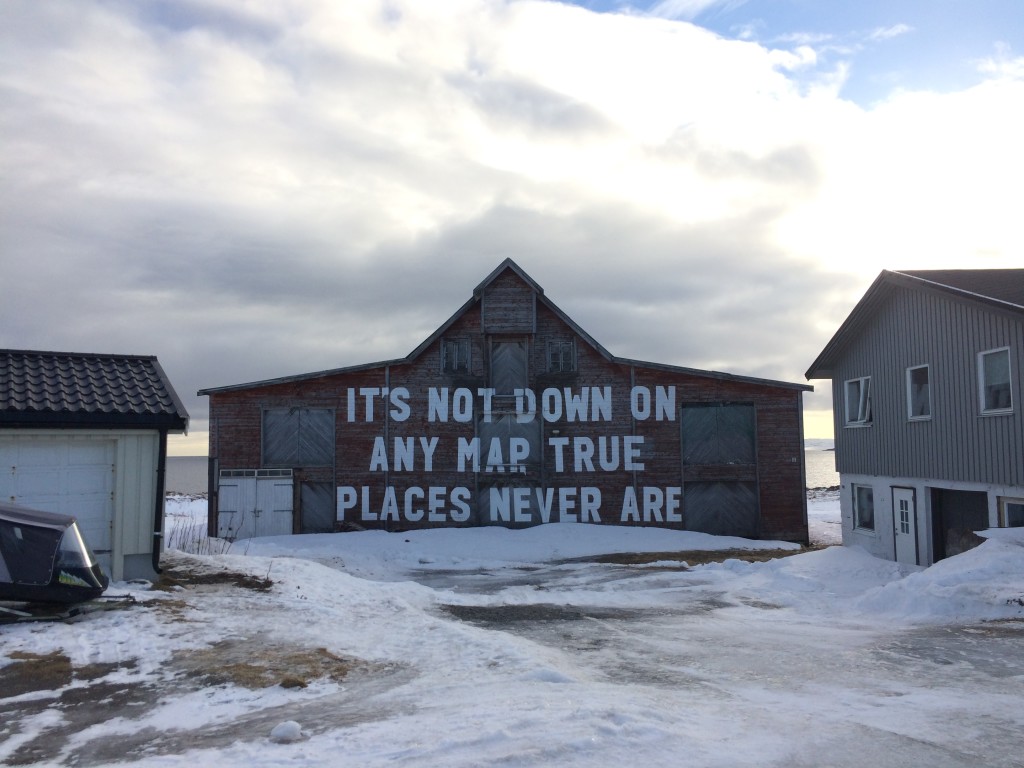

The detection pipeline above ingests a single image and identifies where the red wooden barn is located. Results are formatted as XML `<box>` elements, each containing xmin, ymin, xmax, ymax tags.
<box><xmin>199</xmin><ymin>260</ymin><xmax>811</xmax><ymax>543</ymax></box>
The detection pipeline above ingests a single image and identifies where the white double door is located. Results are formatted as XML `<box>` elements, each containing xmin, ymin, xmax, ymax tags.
<box><xmin>217</xmin><ymin>475</ymin><xmax>293</xmax><ymax>540</ymax></box>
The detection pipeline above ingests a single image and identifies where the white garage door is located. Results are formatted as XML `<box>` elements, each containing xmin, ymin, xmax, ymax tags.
<box><xmin>0</xmin><ymin>438</ymin><xmax>115</xmax><ymax>573</ymax></box>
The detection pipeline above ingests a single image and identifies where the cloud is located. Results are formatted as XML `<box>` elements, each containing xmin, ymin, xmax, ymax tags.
<box><xmin>1</xmin><ymin>0</ymin><xmax>1021</xmax><ymax>451</ymax></box>
<box><xmin>647</xmin><ymin>0</ymin><xmax>738</xmax><ymax>21</ymax></box>
<box><xmin>976</xmin><ymin>43</ymin><xmax>1024</xmax><ymax>78</ymax></box>
<box><xmin>868</xmin><ymin>23</ymin><xmax>913</xmax><ymax>42</ymax></box>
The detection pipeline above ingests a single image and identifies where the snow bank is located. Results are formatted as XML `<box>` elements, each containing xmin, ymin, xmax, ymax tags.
<box><xmin>242</xmin><ymin>522</ymin><xmax>800</xmax><ymax>580</ymax></box>
<box><xmin>162</xmin><ymin>494</ymin><xmax>1024</xmax><ymax>626</ymax></box>
<box><xmin>853</xmin><ymin>537</ymin><xmax>1024</xmax><ymax>622</ymax></box>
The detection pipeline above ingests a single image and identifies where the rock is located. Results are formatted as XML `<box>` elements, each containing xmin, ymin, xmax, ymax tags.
<box><xmin>269</xmin><ymin>720</ymin><xmax>304</xmax><ymax>743</ymax></box>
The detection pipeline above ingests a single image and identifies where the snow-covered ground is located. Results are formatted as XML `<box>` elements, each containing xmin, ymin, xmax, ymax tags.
<box><xmin>2</xmin><ymin>494</ymin><xmax>1023</xmax><ymax>767</ymax></box>
<box><xmin>807</xmin><ymin>489</ymin><xmax>842</xmax><ymax>547</ymax></box>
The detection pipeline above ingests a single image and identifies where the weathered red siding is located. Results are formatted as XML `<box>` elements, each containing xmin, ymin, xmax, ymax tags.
<box><xmin>203</xmin><ymin>262</ymin><xmax>809</xmax><ymax>543</ymax></box>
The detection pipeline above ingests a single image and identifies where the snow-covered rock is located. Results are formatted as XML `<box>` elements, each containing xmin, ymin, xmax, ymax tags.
<box><xmin>269</xmin><ymin>721</ymin><xmax>304</xmax><ymax>744</ymax></box>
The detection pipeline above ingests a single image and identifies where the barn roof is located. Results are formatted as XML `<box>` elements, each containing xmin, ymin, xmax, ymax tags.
<box><xmin>0</xmin><ymin>349</ymin><xmax>189</xmax><ymax>431</ymax></box>
<box><xmin>200</xmin><ymin>259</ymin><xmax>812</xmax><ymax>395</ymax></box>
<box><xmin>805</xmin><ymin>268</ymin><xmax>1024</xmax><ymax>380</ymax></box>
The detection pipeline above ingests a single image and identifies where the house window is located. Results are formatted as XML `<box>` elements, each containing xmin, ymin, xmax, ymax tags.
<box><xmin>853</xmin><ymin>484</ymin><xmax>875</xmax><ymax>531</ymax></box>
<box><xmin>844</xmin><ymin>377</ymin><xmax>872</xmax><ymax>426</ymax></box>
<box><xmin>906</xmin><ymin>365</ymin><xmax>931</xmax><ymax>420</ymax></box>
<box><xmin>979</xmin><ymin>348</ymin><xmax>1013</xmax><ymax>414</ymax></box>
<box><xmin>547</xmin><ymin>340</ymin><xmax>576</xmax><ymax>373</ymax></box>
<box><xmin>442</xmin><ymin>338</ymin><xmax>470</xmax><ymax>374</ymax></box>
<box><xmin>999</xmin><ymin>497</ymin><xmax>1024</xmax><ymax>528</ymax></box>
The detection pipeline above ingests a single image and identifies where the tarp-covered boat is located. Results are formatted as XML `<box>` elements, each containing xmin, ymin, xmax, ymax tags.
<box><xmin>0</xmin><ymin>502</ymin><xmax>109</xmax><ymax>604</ymax></box>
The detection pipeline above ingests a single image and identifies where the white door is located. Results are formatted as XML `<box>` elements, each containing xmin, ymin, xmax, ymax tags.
<box><xmin>893</xmin><ymin>487</ymin><xmax>918</xmax><ymax>565</ymax></box>
<box><xmin>0</xmin><ymin>438</ymin><xmax>115</xmax><ymax>574</ymax></box>
<box><xmin>255</xmin><ymin>478</ymin><xmax>293</xmax><ymax>537</ymax></box>
<box><xmin>217</xmin><ymin>474</ymin><xmax>293</xmax><ymax>540</ymax></box>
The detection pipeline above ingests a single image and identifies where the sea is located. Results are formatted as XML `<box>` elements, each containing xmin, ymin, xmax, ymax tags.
<box><xmin>166</xmin><ymin>440</ymin><xmax>840</xmax><ymax>495</ymax></box>
<box><xmin>165</xmin><ymin>456</ymin><xmax>208</xmax><ymax>495</ymax></box>
<box><xmin>803</xmin><ymin>439</ymin><xmax>839</xmax><ymax>489</ymax></box>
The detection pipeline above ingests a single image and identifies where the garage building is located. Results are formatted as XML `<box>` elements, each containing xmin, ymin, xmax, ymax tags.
<box><xmin>200</xmin><ymin>260</ymin><xmax>811</xmax><ymax>543</ymax></box>
<box><xmin>1</xmin><ymin>350</ymin><xmax>189</xmax><ymax>580</ymax></box>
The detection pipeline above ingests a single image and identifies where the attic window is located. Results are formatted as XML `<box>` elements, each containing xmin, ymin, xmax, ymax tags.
<box><xmin>979</xmin><ymin>348</ymin><xmax>1012</xmax><ymax>414</ymax></box>
<box><xmin>442</xmin><ymin>338</ymin><xmax>470</xmax><ymax>374</ymax></box>
<box><xmin>547</xmin><ymin>340</ymin><xmax>576</xmax><ymax>373</ymax></box>
<box><xmin>844</xmin><ymin>376</ymin><xmax>872</xmax><ymax>426</ymax></box>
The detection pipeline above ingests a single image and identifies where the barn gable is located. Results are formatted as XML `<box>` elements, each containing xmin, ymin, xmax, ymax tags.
<box><xmin>478</xmin><ymin>258</ymin><xmax>538</xmax><ymax>334</ymax></box>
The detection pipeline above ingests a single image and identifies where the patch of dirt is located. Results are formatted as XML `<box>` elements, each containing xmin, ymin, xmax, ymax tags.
<box><xmin>0</xmin><ymin>652</ymin><xmax>141</xmax><ymax>700</ymax></box>
<box><xmin>0</xmin><ymin>653</ymin><xmax>147</xmax><ymax>766</ymax></box>
<box><xmin>154</xmin><ymin>563</ymin><xmax>273</xmax><ymax>593</ymax></box>
<box><xmin>0</xmin><ymin>651</ymin><xmax>74</xmax><ymax>697</ymax></box>
<box><xmin>739</xmin><ymin>598</ymin><xmax>784</xmax><ymax>610</ymax></box>
<box><xmin>1</xmin><ymin>639</ymin><xmax>367</xmax><ymax>765</ymax></box>
<box><xmin>441</xmin><ymin>603</ymin><xmax>642</xmax><ymax>624</ymax></box>
<box><xmin>562</xmin><ymin>547</ymin><xmax>808</xmax><ymax>567</ymax></box>
<box><xmin>174</xmin><ymin>641</ymin><xmax>357</xmax><ymax>690</ymax></box>
<box><xmin>0</xmin><ymin>555</ymin><xmax>390</xmax><ymax>766</ymax></box>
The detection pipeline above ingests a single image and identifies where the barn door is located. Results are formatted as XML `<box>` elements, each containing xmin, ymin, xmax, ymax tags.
<box><xmin>681</xmin><ymin>403</ymin><xmax>758</xmax><ymax>537</ymax></box>
<box><xmin>262</xmin><ymin>408</ymin><xmax>334</xmax><ymax>467</ymax></box>
<box><xmin>216</xmin><ymin>476</ymin><xmax>253</xmax><ymax>539</ymax></box>
<box><xmin>683</xmin><ymin>481</ymin><xmax>759</xmax><ymax>537</ymax></box>
<box><xmin>476</xmin><ymin>409</ymin><xmax>541</xmax><ymax>526</ymax></box>
<box><xmin>481</xmin><ymin>338</ymin><xmax>539</xmax><ymax>525</ymax></box>
<box><xmin>300</xmin><ymin>482</ymin><xmax>335</xmax><ymax>533</ymax></box>
<box><xmin>490</xmin><ymin>339</ymin><xmax>528</xmax><ymax>395</ymax></box>
<box><xmin>681</xmin><ymin>403</ymin><xmax>755</xmax><ymax>465</ymax></box>
<box><xmin>255</xmin><ymin>477</ymin><xmax>293</xmax><ymax>536</ymax></box>
<box><xmin>217</xmin><ymin>470</ymin><xmax>293</xmax><ymax>540</ymax></box>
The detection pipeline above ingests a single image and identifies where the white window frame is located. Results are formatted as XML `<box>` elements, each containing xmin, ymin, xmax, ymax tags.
<box><xmin>978</xmin><ymin>347</ymin><xmax>1013</xmax><ymax>415</ymax></box>
<box><xmin>906</xmin><ymin>364</ymin><xmax>931</xmax><ymax>421</ymax></box>
<box><xmin>853</xmin><ymin>484</ymin><xmax>875</xmax><ymax>531</ymax></box>
<box><xmin>998</xmin><ymin>496</ymin><xmax>1024</xmax><ymax>528</ymax></box>
<box><xmin>844</xmin><ymin>376</ymin><xmax>872</xmax><ymax>426</ymax></box>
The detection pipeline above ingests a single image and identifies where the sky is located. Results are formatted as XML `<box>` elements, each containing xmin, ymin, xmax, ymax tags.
<box><xmin>1</xmin><ymin>0</ymin><xmax>1021</xmax><ymax>455</ymax></box>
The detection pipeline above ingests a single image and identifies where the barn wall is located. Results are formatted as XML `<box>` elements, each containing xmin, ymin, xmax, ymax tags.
<box><xmin>206</xmin><ymin>270</ymin><xmax>809</xmax><ymax>542</ymax></box>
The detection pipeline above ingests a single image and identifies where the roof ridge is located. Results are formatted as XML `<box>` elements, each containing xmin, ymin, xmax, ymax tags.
<box><xmin>891</xmin><ymin>269</ymin><xmax>1024</xmax><ymax>310</ymax></box>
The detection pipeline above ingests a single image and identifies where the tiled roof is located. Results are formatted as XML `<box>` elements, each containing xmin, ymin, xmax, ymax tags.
<box><xmin>0</xmin><ymin>350</ymin><xmax>189</xmax><ymax>430</ymax></box>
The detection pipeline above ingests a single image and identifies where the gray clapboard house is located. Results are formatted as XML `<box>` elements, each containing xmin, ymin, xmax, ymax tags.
<box><xmin>0</xmin><ymin>350</ymin><xmax>189</xmax><ymax>580</ymax></box>
<box><xmin>806</xmin><ymin>269</ymin><xmax>1024</xmax><ymax>566</ymax></box>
